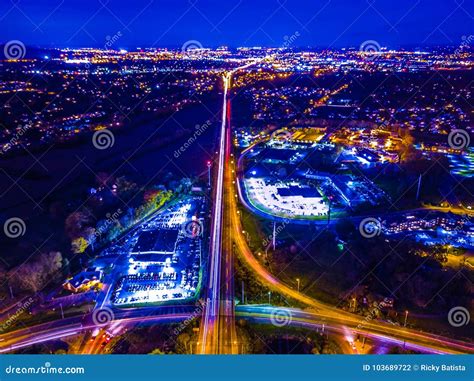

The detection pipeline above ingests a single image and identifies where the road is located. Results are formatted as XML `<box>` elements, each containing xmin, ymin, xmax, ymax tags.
<box><xmin>0</xmin><ymin>307</ymin><xmax>192</xmax><ymax>354</ymax></box>
<box><xmin>198</xmin><ymin>71</ymin><xmax>236</xmax><ymax>354</ymax></box>
<box><xmin>228</xmin><ymin>176</ymin><xmax>474</xmax><ymax>354</ymax></box>
<box><xmin>2</xmin><ymin>303</ymin><xmax>471</xmax><ymax>354</ymax></box>
<box><xmin>197</xmin><ymin>56</ymin><xmax>473</xmax><ymax>355</ymax></box>
<box><xmin>235</xmin><ymin>305</ymin><xmax>473</xmax><ymax>354</ymax></box>
<box><xmin>199</xmin><ymin>61</ymin><xmax>259</xmax><ymax>354</ymax></box>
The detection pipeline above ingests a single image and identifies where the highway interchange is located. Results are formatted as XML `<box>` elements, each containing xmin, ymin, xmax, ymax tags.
<box><xmin>0</xmin><ymin>62</ymin><xmax>472</xmax><ymax>356</ymax></box>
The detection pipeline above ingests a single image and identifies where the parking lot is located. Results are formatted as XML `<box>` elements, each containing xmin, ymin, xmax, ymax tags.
<box><xmin>244</xmin><ymin>177</ymin><xmax>329</xmax><ymax>218</ymax></box>
<box><xmin>101</xmin><ymin>197</ymin><xmax>205</xmax><ymax>306</ymax></box>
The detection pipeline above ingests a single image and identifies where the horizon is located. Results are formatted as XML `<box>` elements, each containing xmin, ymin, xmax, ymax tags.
<box><xmin>4</xmin><ymin>42</ymin><xmax>470</xmax><ymax>52</ymax></box>
<box><xmin>1</xmin><ymin>0</ymin><xmax>472</xmax><ymax>49</ymax></box>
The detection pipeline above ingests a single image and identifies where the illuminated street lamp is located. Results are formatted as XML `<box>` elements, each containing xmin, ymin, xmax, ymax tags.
<box><xmin>296</xmin><ymin>278</ymin><xmax>300</xmax><ymax>292</ymax></box>
<box><xmin>207</xmin><ymin>161</ymin><xmax>212</xmax><ymax>187</ymax></box>
<box><xmin>404</xmin><ymin>310</ymin><xmax>409</xmax><ymax>327</ymax></box>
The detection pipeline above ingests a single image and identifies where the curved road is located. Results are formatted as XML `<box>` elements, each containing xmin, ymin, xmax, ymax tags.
<box><xmin>228</xmin><ymin>154</ymin><xmax>473</xmax><ymax>354</ymax></box>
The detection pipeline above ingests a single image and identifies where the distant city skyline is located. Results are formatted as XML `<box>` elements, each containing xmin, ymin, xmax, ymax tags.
<box><xmin>1</xmin><ymin>0</ymin><xmax>472</xmax><ymax>49</ymax></box>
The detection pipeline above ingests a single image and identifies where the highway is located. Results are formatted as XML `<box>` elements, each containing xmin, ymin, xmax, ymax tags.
<box><xmin>1</xmin><ymin>304</ymin><xmax>471</xmax><ymax>354</ymax></box>
<box><xmin>235</xmin><ymin>305</ymin><xmax>474</xmax><ymax>355</ymax></box>
<box><xmin>199</xmin><ymin>61</ymin><xmax>259</xmax><ymax>354</ymax></box>
<box><xmin>0</xmin><ymin>307</ymin><xmax>192</xmax><ymax>354</ymax></box>
<box><xmin>198</xmin><ymin>71</ymin><xmax>236</xmax><ymax>354</ymax></box>
<box><xmin>197</xmin><ymin>56</ymin><xmax>473</xmax><ymax>355</ymax></box>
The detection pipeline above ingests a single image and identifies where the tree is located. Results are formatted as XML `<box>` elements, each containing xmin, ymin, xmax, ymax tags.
<box><xmin>175</xmin><ymin>332</ymin><xmax>192</xmax><ymax>354</ymax></box>
<box><xmin>115</xmin><ymin>176</ymin><xmax>138</xmax><ymax>199</ymax></box>
<box><xmin>149</xmin><ymin>348</ymin><xmax>166</xmax><ymax>355</ymax></box>
<box><xmin>72</xmin><ymin>237</ymin><xmax>89</xmax><ymax>254</ymax></box>
<box><xmin>10</xmin><ymin>263</ymin><xmax>44</xmax><ymax>293</ymax></box>
<box><xmin>10</xmin><ymin>252</ymin><xmax>63</xmax><ymax>293</ymax></box>
<box><xmin>65</xmin><ymin>209</ymin><xmax>95</xmax><ymax>239</ymax></box>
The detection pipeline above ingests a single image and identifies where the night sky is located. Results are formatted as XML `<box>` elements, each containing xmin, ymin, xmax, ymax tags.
<box><xmin>0</xmin><ymin>0</ymin><xmax>472</xmax><ymax>49</ymax></box>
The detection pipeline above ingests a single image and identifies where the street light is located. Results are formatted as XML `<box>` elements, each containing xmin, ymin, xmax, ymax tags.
<box><xmin>404</xmin><ymin>310</ymin><xmax>409</xmax><ymax>327</ymax></box>
<box><xmin>296</xmin><ymin>278</ymin><xmax>300</xmax><ymax>292</ymax></box>
<box><xmin>207</xmin><ymin>161</ymin><xmax>212</xmax><ymax>187</ymax></box>
<box><xmin>268</xmin><ymin>291</ymin><xmax>271</xmax><ymax>305</ymax></box>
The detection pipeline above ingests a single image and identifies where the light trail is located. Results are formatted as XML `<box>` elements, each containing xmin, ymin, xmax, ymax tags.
<box><xmin>199</xmin><ymin>60</ymin><xmax>260</xmax><ymax>354</ymax></box>
<box><xmin>235</xmin><ymin>306</ymin><xmax>474</xmax><ymax>354</ymax></box>
<box><xmin>198</xmin><ymin>72</ymin><xmax>231</xmax><ymax>354</ymax></box>
<box><xmin>0</xmin><ymin>313</ymin><xmax>191</xmax><ymax>354</ymax></box>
